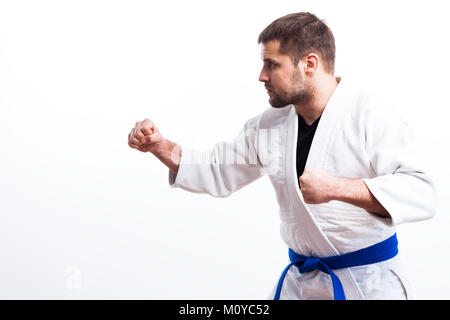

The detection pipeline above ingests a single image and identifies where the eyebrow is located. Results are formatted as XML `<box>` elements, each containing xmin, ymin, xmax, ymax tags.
<box><xmin>263</xmin><ymin>58</ymin><xmax>280</xmax><ymax>64</ymax></box>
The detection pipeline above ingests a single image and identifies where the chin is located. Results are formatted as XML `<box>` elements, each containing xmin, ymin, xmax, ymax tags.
<box><xmin>269</xmin><ymin>98</ymin><xmax>290</xmax><ymax>109</ymax></box>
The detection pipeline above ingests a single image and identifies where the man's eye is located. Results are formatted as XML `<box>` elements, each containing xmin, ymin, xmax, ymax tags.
<box><xmin>264</xmin><ymin>61</ymin><xmax>277</xmax><ymax>69</ymax></box>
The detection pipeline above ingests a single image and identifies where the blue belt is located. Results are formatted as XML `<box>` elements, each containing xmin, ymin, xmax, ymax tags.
<box><xmin>274</xmin><ymin>233</ymin><xmax>398</xmax><ymax>300</ymax></box>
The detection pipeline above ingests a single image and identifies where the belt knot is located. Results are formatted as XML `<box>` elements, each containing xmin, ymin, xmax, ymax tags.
<box><xmin>298</xmin><ymin>257</ymin><xmax>321</xmax><ymax>273</ymax></box>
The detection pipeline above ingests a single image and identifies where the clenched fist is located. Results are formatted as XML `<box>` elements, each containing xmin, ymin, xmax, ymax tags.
<box><xmin>128</xmin><ymin>118</ymin><xmax>164</xmax><ymax>153</ymax></box>
<box><xmin>299</xmin><ymin>167</ymin><xmax>338</xmax><ymax>204</ymax></box>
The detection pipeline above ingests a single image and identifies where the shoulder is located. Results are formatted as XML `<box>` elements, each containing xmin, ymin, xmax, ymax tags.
<box><xmin>342</xmin><ymin>76</ymin><xmax>404</xmax><ymax>125</ymax></box>
<box><xmin>258</xmin><ymin>105</ymin><xmax>292</xmax><ymax>129</ymax></box>
<box><xmin>240</xmin><ymin>105</ymin><xmax>292</xmax><ymax>132</ymax></box>
<box><xmin>342</xmin><ymin>77</ymin><xmax>414</xmax><ymax>143</ymax></box>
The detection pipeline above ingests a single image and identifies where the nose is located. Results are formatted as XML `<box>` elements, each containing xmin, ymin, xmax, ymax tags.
<box><xmin>259</xmin><ymin>68</ymin><xmax>269</xmax><ymax>83</ymax></box>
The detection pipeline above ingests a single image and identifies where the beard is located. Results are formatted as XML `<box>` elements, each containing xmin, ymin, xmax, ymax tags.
<box><xmin>268</xmin><ymin>70</ymin><xmax>314</xmax><ymax>108</ymax></box>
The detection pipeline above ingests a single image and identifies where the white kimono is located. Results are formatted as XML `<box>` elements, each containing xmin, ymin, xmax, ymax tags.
<box><xmin>168</xmin><ymin>77</ymin><xmax>437</xmax><ymax>299</ymax></box>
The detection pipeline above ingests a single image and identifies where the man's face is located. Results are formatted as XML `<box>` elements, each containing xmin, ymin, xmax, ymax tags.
<box><xmin>259</xmin><ymin>40</ymin><xmax>314</xmax><ymax>108</ymax></box>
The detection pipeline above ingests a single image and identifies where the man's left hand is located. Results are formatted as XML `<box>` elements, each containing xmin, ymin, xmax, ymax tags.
<box><xmin>299</xmin><ymin>167</ymin><xmax>338</xmax><ymax>204</ymax></box>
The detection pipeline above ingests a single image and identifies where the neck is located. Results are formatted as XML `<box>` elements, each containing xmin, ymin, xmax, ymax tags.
<box><xmin>294</xmin><ymin>75</ymin><xmax>339</xmax><ymax>125</ymax></box>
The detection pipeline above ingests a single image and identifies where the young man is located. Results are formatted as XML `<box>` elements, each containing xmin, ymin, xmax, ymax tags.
<box><xmin>128</xmin><ymin>12</ymin><xmax>436</xmax><ymax>299</ymax></box>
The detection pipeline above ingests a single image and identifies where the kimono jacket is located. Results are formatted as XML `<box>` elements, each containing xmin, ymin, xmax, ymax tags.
<box><xmin>168</xmin><ymin>76</ymin><xmax>437</xmax><ymax>299</ymax></box>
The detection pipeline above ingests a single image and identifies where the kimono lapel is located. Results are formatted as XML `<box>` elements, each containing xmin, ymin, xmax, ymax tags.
<box><xmin>284</xmin><ymin>77</ymin><xmax>364</xmax><ymax>299</ymax></box>
<box><xmin>305</xmin><ymin>77</ymin><xmax>355</xmax><ymax>171</ymax></box>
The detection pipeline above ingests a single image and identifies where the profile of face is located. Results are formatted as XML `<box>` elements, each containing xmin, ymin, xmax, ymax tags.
<box><xmin>259</xmin><ymin>40</ymin><xmax>315</xmax><ymax>108</ymax></box>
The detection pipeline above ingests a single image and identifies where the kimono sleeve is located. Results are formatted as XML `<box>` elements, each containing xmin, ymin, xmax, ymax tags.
<box><xmin>168</xmin><ymin>114</ymin><xmax>265</xmax><ymax>198</ymax></box>
<box><xmin>361</xmin><ymin>101</ymin><xmax>437</xmax><ymax>226</ymax></box>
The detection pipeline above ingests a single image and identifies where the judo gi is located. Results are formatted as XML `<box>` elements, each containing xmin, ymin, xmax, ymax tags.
<box><xmin>168</xmin><ymin>76</ymin><xmax>437</xmax><ymax>299</ymax></box>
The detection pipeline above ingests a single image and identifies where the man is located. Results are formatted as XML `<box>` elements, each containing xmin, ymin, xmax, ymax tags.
<box><xmin>128</xmin><ymin>12</ymin><xmax>436</xmax><ymax>299</ymax></box>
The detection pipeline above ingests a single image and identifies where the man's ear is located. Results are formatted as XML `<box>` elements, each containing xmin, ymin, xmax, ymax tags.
<box><xmin>302</xmin><ymin>53</ymin><xmax>319</xmax><ymax>74</ymax></box>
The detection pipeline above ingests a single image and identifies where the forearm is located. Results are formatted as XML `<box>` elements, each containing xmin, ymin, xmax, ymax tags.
<box><xmin>152</xmin><ymin>139</ymin><xmax>182</xmax><ymax>175</ymax></box>
<box><xmin>331</xmin><ymin>177</ymin><xmax>391</xmax><ymax>218</ymax></box>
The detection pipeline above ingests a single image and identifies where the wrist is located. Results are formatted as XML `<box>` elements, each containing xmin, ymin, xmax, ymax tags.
<box><xmin>149</xmin><ymin>138</ymin><xmax>168</xmax><ymax>155</ymax></box>
<box><xmin>328</xmin><ymin>176</ymin><xmax>350</xmax><ymax>202</ymax></box>
<box><xmin>151</xmin><ymin>139</ymin><xmax>182</xmax><ymax>174</ymax></box>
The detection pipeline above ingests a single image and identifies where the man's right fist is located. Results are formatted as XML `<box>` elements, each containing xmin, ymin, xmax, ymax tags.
<box><xmin>128</xmin><ymin>118</ymin><xmax>164</xmax><ymax>153</ymax></box>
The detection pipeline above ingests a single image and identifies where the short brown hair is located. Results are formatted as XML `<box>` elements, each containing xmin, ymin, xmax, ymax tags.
<box><xmin>257</xmin><ymin>12</ymin><xmax>336</xmax><ymax>74</ymax></box>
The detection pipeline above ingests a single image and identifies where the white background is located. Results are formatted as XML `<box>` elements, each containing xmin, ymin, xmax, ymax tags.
<box><xmin>1</xmin><ymin>0</ymin><xmax>449</xmax><ymax>299</ymax></box>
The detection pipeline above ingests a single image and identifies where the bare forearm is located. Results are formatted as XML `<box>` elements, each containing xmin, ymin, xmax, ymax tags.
<box><xmin>152</xmin><ymin>139</ymin><xmax>182</xmax><ymax>175</ymax></box>
<box><xmin>331</xmin><ymin>177</ymin><xmax>391</xmax><ymax>218</ymax></box>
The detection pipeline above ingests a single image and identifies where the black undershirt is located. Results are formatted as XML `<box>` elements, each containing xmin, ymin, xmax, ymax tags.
<box><xmin>296</xmin><ymin>113</ymin><xmax>321</xmax><ymax>185</ymax></box>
